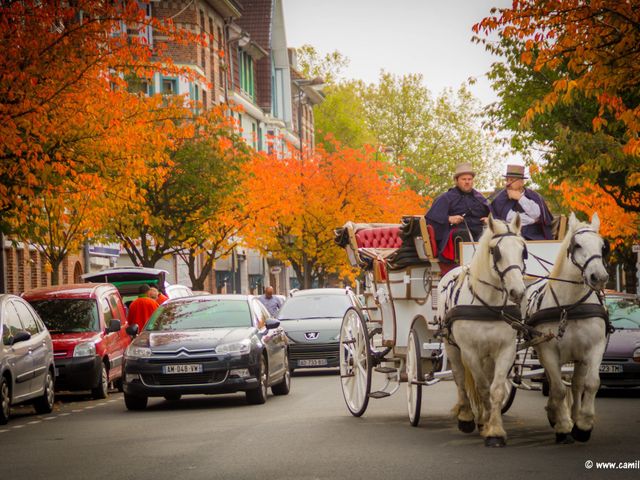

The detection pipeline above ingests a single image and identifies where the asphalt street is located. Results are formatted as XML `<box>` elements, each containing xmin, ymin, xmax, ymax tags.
<box><xmin>1</xmin><ymin>370</ymin><xmax>639</xmax><ymax>480</ymax></box>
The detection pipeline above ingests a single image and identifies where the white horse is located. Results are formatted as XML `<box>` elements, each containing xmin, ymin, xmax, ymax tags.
<box><xmin>523</xmin><ymin>213</ymin><xmax>610</xmax><ymax>444</ymax></box>
<box><xmin>437</xmin><ymin>214</ymin><xmax>528</xmax><ymax>447</ymax></box>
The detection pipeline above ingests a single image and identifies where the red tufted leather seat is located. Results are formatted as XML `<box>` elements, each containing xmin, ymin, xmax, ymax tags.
<box><xmin>355</xmin><ymin>227</ymin><xmax>402</xmax><ymax>249</ymax></box>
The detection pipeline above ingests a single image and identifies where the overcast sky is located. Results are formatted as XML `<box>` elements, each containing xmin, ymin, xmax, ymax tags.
<box><xmin>283</xmin><ymin>0</ymin><xmax>510</xmax><ymax>106</ymax></box>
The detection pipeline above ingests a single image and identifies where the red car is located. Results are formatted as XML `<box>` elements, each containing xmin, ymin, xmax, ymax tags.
<box><xmin>23</xmin><ymin>284</ymin><xmax>132</xmax><ymax>398</ymax></box>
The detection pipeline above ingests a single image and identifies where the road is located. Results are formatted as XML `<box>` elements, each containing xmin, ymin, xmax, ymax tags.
<box><xmin>1</xmin><ymin>371</ymin><xmax>639</xmax><ymax>480</ymax></box>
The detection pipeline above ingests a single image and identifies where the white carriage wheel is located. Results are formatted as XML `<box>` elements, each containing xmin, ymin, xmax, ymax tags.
<box><xmin>406</xmin><ymin>329</ymin><xmax>423</xmax><ymax>426</ymax></box>
<box><xmin>501</xmin><ymin>371</ymin><xmax>517</xmax><ymax>414</ymax></box>
<box><xmin>339</xmin><ymin>307</ymin><xmax>372</xmax><ymax>417</ymax></box>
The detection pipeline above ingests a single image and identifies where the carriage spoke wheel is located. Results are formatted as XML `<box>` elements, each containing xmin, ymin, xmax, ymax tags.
<box><xmin>339</xmin><ymin>308</ymin><xmax>372</xmax><ymax>417</ymax></box>
<box><xmin>501</xmin><ymin>367</ymin><xmax>517</xmax><ymax>414</ymax></box>
<box><xmin>406</xmin><ymin>329</ymin><xmax>423</xmax><ymax>426</ymax></box>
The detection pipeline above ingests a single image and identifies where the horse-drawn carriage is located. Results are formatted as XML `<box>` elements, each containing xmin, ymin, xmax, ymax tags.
<box><xmin>334</xmin><ymin>212</ymin><xmax>610</xmax><ymax>446</ymax></box>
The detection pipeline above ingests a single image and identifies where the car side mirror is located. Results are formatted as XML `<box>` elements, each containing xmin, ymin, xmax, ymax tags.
<box><xmin>11</xmin><ymin>330</ymin><xmax>31</xmax><ymax>345</ymax></box>
<box><xmin>126</xmin><ymin>324</ymin><xmax>139</xmax><ymax>337</ymax></box>
<box><xmin>265</xmin><ymin>318</ymin><xmax>280</xmax><ymax>330</ymax></box>
<box><xmin>107</xmin><ymin>319</ymin><xmax>121</xmax><ymax>334</ymax></box>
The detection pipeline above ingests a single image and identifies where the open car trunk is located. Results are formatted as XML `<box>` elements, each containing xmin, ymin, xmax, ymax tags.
<box><xmin>82</xmin><ymin>267</ymin><xmax>168</xmax><ymax>305</ymax></box>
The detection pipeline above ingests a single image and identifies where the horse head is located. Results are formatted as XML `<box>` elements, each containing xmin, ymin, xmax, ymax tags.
<box><xmin>482</xmin><ymin>214</ymin><xmax>528</xmax><ymax>304</ymax></box>
<box><xmin>566</xmin><ymin>212</ymin><xmax>610</xmax><ymax>290</ymax></box>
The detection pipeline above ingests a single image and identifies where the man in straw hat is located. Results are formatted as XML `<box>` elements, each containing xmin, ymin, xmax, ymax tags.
<box><xmin>489</xmin><ymin>164</ymin><xmax>552</xmax><ymax>240</ymax></box>
<box><xmin>425</xmin><ymin>162</ymin><xmax>490</xmax><ymax>263</ymax></box>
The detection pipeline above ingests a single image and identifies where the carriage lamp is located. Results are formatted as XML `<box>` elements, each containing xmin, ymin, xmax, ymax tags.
<box><xmin>633</xmin><ymin>347</ymin><xmax>640</xmax><ymax>363</ymax></box>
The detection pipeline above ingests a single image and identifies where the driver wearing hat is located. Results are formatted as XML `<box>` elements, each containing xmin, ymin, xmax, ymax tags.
<box><xmin>425</xmin><ymin>162</ymin><xmax>490</xmax><ymax>263</ymax></box>
<box><xmin>489</xmin><ymin>164</ymin><xmax>553</xmax><ymax>240</ymax></box>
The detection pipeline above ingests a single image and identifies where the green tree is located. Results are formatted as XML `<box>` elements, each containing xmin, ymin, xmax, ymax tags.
<box><xmin>365</xmin><ymin>72</ymin><xmax>501</xmax><ymax>197</ymax></box>
<box><xmin>295</xmin><ymin>44</ymin><xmax>349</xmax><ymax>85</ymax></box>
<box><xmin>113</xmin><ymin>108</ymin><xmax>253</xmax><ymax>275</ymax></box>
<box><xmin>313</xmin><ymin>81</ymin><xmax>375</xmax><ymax>150</ymax></box>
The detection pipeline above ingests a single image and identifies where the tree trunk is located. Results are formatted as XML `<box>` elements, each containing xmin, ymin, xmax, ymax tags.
<box><xmin>50</xmin><ymin>259</ymin><xmax>62</xmax><ymax>286</ymax></box>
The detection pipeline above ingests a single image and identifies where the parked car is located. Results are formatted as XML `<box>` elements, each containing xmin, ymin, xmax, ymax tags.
<box><xmin>122</xmin><ymin>294</ymin><xmax>290</xmax><ymax>410</ymax></box>
<box><xmin>82</xmin><ymin>267</ymin><xmax>169</xmax><ymax>308</ymax></box>
<box><xmin>23</xmin><ymin>284</ymin><xmax>132</xmax><ymax>398</ymax></box>
<box><xmin>277</xmin><ymin>288</ymin><xmax>365</xmax><ymax>371</ymax></box>
<box><xmin>165</xmin><ymin>284</ymin><xmax>193</xmax><ymax>300</ymax></box>
<box><xmin>599</xmin><ymin>293</ymin><xmax>640</xmax><ymax>388</ymax></box>
<box><xmin>1</xmin><ymin>294</ymin><xmax>55</xmax><ymax>424</ymax></box>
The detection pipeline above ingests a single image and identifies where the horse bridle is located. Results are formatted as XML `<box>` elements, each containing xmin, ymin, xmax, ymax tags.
<box><xmin>567</xmin><ymin>228</ymin><xmax>610</xmax><ymax>276</ymax></box>
<box><xmin>489</xmin><ymin>232</ymin><xmax>528</xmax><ymax>282</ymax></box>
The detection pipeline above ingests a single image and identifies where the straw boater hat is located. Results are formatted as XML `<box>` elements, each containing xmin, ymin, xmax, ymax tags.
<box><xmin>503</xmin><ymin>164</ymin><xmax>528</xmax><ymax>179</ymax></box>
<box><xmin>453</xmin><ymin>162</ymin><xmax>476</xmax><ymax>179</ymax></box>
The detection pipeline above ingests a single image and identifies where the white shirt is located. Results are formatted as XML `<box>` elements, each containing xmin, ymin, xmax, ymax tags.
<box><xmin>506</xmin><ymin>195</ymin><xmax>541</xmax><ymax>226</ymax></box>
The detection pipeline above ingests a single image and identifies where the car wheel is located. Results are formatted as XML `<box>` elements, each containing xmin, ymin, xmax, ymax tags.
<box><xmin>124</xmin><ymin>393</ymin><xmax>148</xmax><ymax>410</ymax></box>
<box><xmin>0</xmin><ymin>376</ymin><xmax>10</xmax><ymax>425</ymax></box>
<box><xmin>271</xmin><ymin>352</ymin><xmax>291</xmax><ymax>396</ymax></box>
<box><xmin>246</xmin><ymin>355</ymin><xmax>268</xmax><ymax>405</ymax></box>
<box><xmin>163</xmin><ymin>394</ymin><xmax>181</xmax><ymax>402</ymax></box>
<box><xmin>34</xmin><ymin>369</ymin><xmax>55</xmax><ymax>414</ymax></box>
<box><xmin>113</xmin><ymin>377</ymin><xmax>124</xmax><ymax>393</ymax></box>
<box><xmin>92</xmin><ymin>363</ymin><xmax>109</xmax><ymax>400</ymax></box>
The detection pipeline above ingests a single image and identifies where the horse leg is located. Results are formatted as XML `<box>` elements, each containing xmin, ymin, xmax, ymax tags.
<box><xmin>445</xmin><ymin>342</ymin><xmax>475</xmax><ymax>433</ymax></box>
<box><xmin>460</xmin><ymin>349</ymin><xmax>492</xmax><ymax>437</ymax></box>
<box><xmin>482</xmin><ymin>338</ymin><xmax>516</xmax><ymax>448</ymax></box>
<box><xmin>572</xmin><ymin>342</ymin><xmax>606</xmax><ymax>442</ymax></box>
<box><xmin>570</xmin><ymin>362</ymin><xmax>586</xmax><ymax>428</ymax></box>
<box><xmin>537</xmin><ymin>346</ymin><xmax>574</xmax><ymax>444</ymax></box>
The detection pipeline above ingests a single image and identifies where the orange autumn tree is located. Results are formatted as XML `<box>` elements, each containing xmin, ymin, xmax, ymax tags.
<box><xmin>474</xmin><ymin>0</ymin><xmax>640</xmax><ymax>212</ymax></box>
<box><xmin>0</xmin><ymin>0</ymin><xmax>201</xmax><ymax>228</ymax></box>
<box><xmin>553</xmin><ymin>180</ymin><xmax>640</xmax><ymax>248</ymax></box>
<box><xmin>243</xmin><ymin>142</ymin><xmax>426</xmax><ymax>288</ymax></box>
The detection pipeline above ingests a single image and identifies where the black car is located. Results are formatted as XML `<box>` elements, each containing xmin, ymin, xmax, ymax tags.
<box><xmin>122</xmin><ymin>295</ymin><xmax>290</xmax><ymax>410</ymax></box>
<box><xmin>278</xmin><ymin>288</ymin><xmax>365</xmax><ymax>370</ymax></box>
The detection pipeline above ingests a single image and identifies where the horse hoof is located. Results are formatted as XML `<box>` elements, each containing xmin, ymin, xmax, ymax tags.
<box><xmin>458</xmin><ymin>419</ymin><xmax>475</xmax><ymax>434</ymax></box>
<box><xmin>555</xmin><ymin>432</ymin><xmax>575</xmax><ymax>444</ymax></box>
<box><xmin>484</xmin><ymin>436</ymin><xmax>506</xmax><ymax>448</ymax></box>
<box><xmin>571</xmin><ymin>425</ymin><xmax>592</xmax><ymax>443</ymax></box>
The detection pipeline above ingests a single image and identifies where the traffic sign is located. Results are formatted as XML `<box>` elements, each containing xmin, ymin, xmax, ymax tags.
<box><xmin>270</xmin><ymin>266</ymin><xmax>282</xmax><ymax>274</ymax></box>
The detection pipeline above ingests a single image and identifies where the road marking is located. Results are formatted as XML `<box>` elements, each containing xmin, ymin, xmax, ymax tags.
<box><xmin>84</xmin><ymin>406</ymin><xmax>95</xmax><ymax>410</ymax></box>
<box><xmin>58</xmin><ymin>413</ymin><xmax>70</xmax><ymax>417</ymax></box>
<box><xmin>0</xmin><ymin>429</ymin><xmax>9</xmax><ymax>433</ymax></box>
<box><xmin>97</xmin><ymin>403</ymin><xmax>107</xmax><ymax>406</ymax></box>
<box><xmin>44</xmin><ymin>417</ymin><xmax>57</xmax><ymax>421</ymax></box>
<box><xmin>72</xmin><ymin>409</ymin><xmax>82</xmax><ymax>413</ymax></box>
<box><xmin>11</xmin><ymin>425</ymin><xmax>24</xmax><ymax>429</ymax></box>
<box><xmin>27</xmin><ymin>421</ymin><xmax>41</xmax><ymax>425</ymax></box>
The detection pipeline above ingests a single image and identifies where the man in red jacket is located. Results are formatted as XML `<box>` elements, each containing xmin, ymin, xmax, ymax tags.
<box><xmin>127</xmin><ymin>285</ymin><xmax>158</xmax><ymax>333</ymax></box>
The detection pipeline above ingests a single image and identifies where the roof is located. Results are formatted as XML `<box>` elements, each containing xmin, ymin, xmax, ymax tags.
<box><xmin>235</xmin><ymin>0</ymin><xmax>272</xmax><ymax>51</ymax></box>
<box><xmin>292</xmin><ymin>288</ymin><xmax>351</xmax><ymax>297</ymax></box>
<box><xmin>82</xmin><ymin>267</ymin><xmax>168</xmax><ymax>279</ymax></box>
<box><xmin>22</xmin><ymin>283</ymin><xmax>114</xmax><ymax>300</ymax></box>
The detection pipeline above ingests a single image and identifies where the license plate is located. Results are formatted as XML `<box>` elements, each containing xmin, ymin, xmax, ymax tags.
<box><xmin>298</xmin><ymin>359</ymin><xmax>328</xmax><ymax>367</ymax></box>
<box><xmin>163</xmin><ymin>364</ymin><xmax>203</xmax><ymax>374</ymax></box>
<box><xmin>599</xmin><ymin>364</ymin><xmax>622</xmax><ymax>374</ymax></box>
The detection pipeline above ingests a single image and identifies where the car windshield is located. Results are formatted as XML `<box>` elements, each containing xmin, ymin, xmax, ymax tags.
<box><xmin>278</xmin><ymin>294</ymin><xmax>351</xmax><ymax>320</ymax></box>
<box><xmin>606</xmin><ymin>297</ymin><xmax>640</xmax><ymax>329</ymax></box>
<box><xmin>145</xmin><ymin>299</ymin><xmax>252</xmax><ymax>331</ymax></box>
<box><xmin>29</xmin><ymin>299</ymin><xmax>100</xmax><ymax>333</ymax></box>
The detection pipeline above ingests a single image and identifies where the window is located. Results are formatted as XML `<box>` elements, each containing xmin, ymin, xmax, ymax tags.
<box><xmin>101</xmin><ymin>297</ymin><xmax>113</xmax><ymax>327</ymax></box>
<box><xmin>108</xmin><ymin>295</ymin><xmax>124</xmax><ymax>321</ymax></box>
<box><xmin>202</xmin><ymin>89</ymin><xmax>208</xmax><ymax>110</ymax></box>
<box><xmin>200</xmin><ymin>9</ymin><xmax>206</xmax><ymax>68</ymax></box>
<box><xmin>217</xmin><ymin>27</ymin><xmax>224</xmax><ymax>88</ymax></box>
<box><xmin>238</xmin><ymin>50</ymin><xmax>254</xmax><ymax>98</ymax></box>
<box><xmin>29</xmin><ymin>299</ymin><xmax>100</xmax><ymax>333</ymax></box>
<box><xmin>252</xmin><ymin>122</ymin><xmax>257</xmax><ymax>149</ymax></box>
<box><xmin>2</xmin><ymin>303</ymin><xmax>24</xmax><ymax>345</ymax></box>
<box><xmin>251</xmin><ymin>300</ymin><xmax>268</xmax><ymax>329</ymax></box>
<box><xmin>13</xmin><ymin>300</ymin><xmax>39</xmax><ymax>335</ymax></box>
<box><xmin>162</xmin><ymin>78</ymin><xmax>177</xmax><ymax>95</ymax></box>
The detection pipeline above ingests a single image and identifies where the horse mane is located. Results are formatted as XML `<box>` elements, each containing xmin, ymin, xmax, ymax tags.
<box><xmin>549</xmin><ymin>216</ymin><xmax>592</xmax><ymax>278</ymax></box>
<box><xmin>467</xmin><ymin>223</ymin><xmax>497</xmax><ymax>293</ymax></box>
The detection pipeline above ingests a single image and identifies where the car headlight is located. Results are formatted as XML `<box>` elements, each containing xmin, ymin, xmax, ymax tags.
<box><xmin>216</xmin><ymin>339</ymin><xmax>251</xmax><ymax>355</ymax></box>
<box><xmin>633</xmin><ymin>347</ymin><xmax>640</xmax><ymax>363</ymax></box>
<box><xmin>73</xmin><ymin>342</ymin><xmax>96</xmax><ymax>357</ymax></box>
<box><xmin>125</xmin><ymin>344</ymin><xmax>152</xmax><ymax>359</ymax></box>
